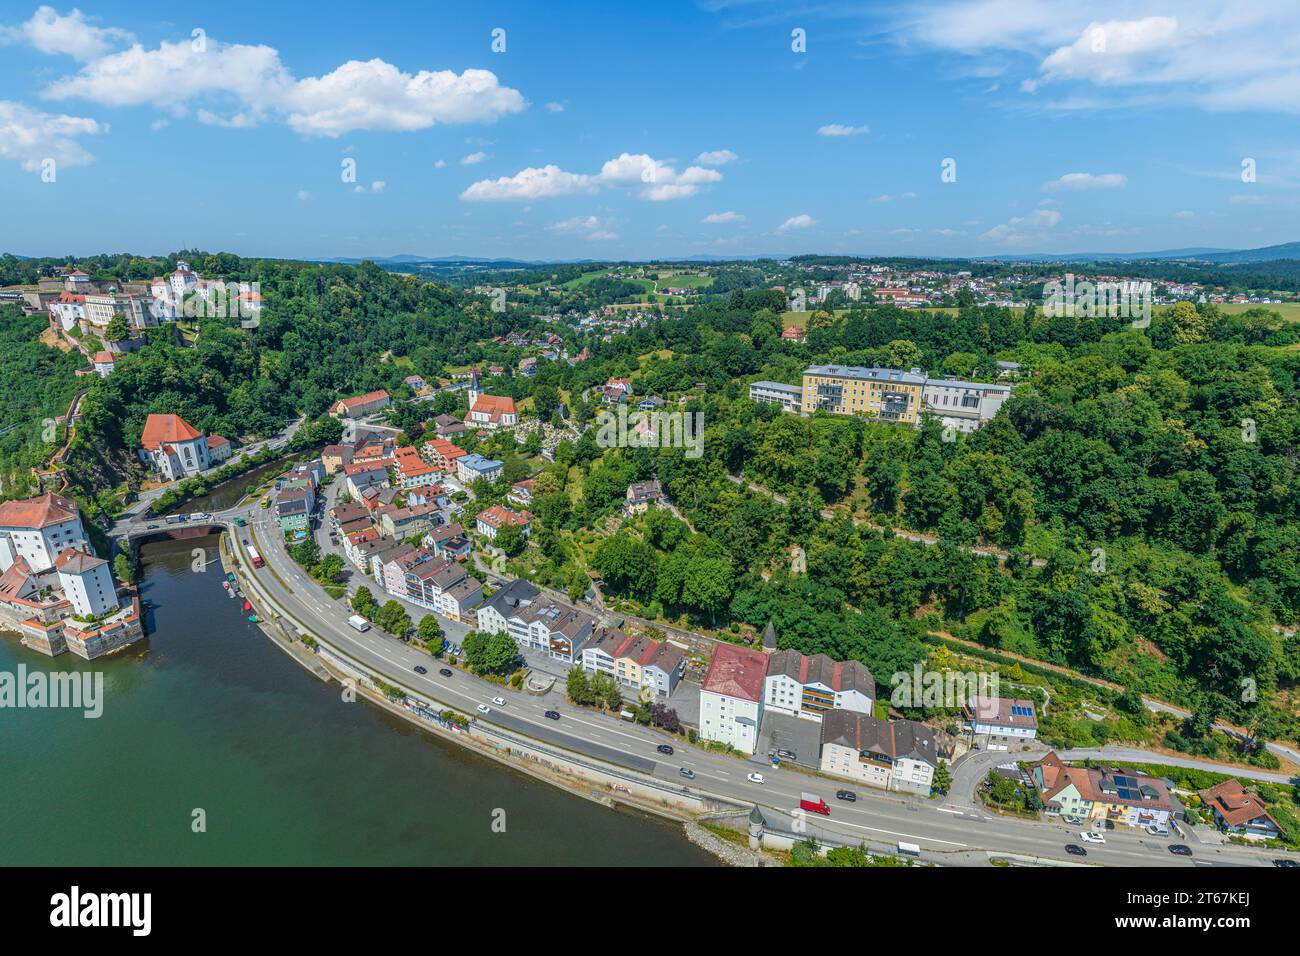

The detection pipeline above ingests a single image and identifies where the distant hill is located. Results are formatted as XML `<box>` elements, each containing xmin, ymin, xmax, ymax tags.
<box><xmin>1200</xmin><ymin>242</ymin><xmax>1300</xmax><ymax>264</ymax></box>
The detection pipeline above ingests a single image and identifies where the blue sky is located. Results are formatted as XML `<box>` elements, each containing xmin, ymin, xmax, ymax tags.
<box><xmin>1</xmin><ymin>1</ymin><xmax>1298</xmax><ymax>260</ymax></box>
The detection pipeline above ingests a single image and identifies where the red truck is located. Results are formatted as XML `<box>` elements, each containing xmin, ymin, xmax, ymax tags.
<box><xmin>799</xmin><ymin>792</ymin><xmax>830</xmax><ymax>816</ymax></box>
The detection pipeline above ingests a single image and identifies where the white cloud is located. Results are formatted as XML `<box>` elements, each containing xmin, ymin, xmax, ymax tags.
<box><xmin>777</xmin><ymin>214</ymin><xmax>815</xmax><ymax>231</ymax></box>
<box><xmin>1</xmin><ymin>6</ymin><xmax>133</xmax><ymax>61</ymax></box>
<box><xmin>981</xmin><ymin>207</ymin><xmax>1061</xmax><ymax>243</ymax></box>
<box><xmin>696</xmin><ymin>149</ymin><xmax>738</xmax><ymax>165</ymax></box>
<box><xmin>434</xmin><ymin>159</ymin><xmax>446</xmax><ymax>168</ymax></box>
<box><xmin>544</xmin><ymin>101</ymin><xmax>564</xmax><ymax>112</ymax></box>
<box><xmin>890</xmin><ymin>4</ymin><xmax>1300</xmax><ymax>115</ymax></box>
<box><xmin>817</xmin><ymin>123</ymin><xmax>869</xmax><ymax>136</ymax></box>
<box><xmin>462</xmin><ymin>151</ymin><xmax>723</xmax><ymax>202</ymax></box>
<box><xmin>0</xmin><ymin>99</ymin><xmax>105</xmax><ymax>171</ymax></box>
<box><xmin>370</xmin><ymin>180</ymin><xmax>385</xmax><ymax>192</ymax></box>
<box><xmin>1042</xmin><ymin>171</ymin><xmax>1128</xmax><ymax>191</ymax></box>
<box><xmin>461</xmin><ymin>151</ymin><xmax>488</xmax><ymax>165</ymax></box>
<box><xmin>297</xmin><ymin>189</ymin><xmax>311</xmax><ymax>201</ymax></box>
<box><xmin>42</xmin><ymin>31</ymin><xmax>526</xmax><ymax>137</ymax></box>
<box><xmin>460</xmin><ymin>164</ymin><xmax>598</xmax><ymax>201</ymax></box>
<box><xmin>1174</xmin><ymin>209</ymin><xmax>1193</xmax><ymax>218</ymax></box>
<box><xmin>547</xmin><ymin>215</ymin><xmax>600</xmax><ymax>233</ymax></box>
<box><xmin>702</xmin><ymin>211</ymin><xmax>744</xmax><ymax>223</ymax></box>
<box><xmin>587</xmin><ymin>230</ymin><xmax>618</xmax><ymax>241</ymax></box>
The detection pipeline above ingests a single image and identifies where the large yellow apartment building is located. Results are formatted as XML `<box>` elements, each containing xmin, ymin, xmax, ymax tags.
<box><xmin>801</xmin><ymin>364</ymin><xmax>926</xmax><ymax>424</ymax></box>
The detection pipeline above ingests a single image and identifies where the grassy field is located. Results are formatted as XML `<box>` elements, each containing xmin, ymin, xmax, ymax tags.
<box><xmin>653</xmin><ymin>272</ymin><xmax>713</xmax><ymax>289</ymax></box>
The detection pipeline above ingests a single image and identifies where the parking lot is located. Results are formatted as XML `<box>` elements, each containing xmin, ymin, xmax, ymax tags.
<box><xmin>755</xmin><ymin>711</ymin><xmax>823</xmax><ymax>768</ymax></box>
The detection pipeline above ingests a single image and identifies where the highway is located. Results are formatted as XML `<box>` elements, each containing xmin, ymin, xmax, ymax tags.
<box><xmin>109</xmin><ymin>496</ymin><xmax>1286</xmax><ymax>868</ymax></box>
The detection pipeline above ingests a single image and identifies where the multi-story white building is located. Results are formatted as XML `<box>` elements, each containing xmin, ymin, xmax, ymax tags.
<box><xmin>55</xmin><ymin>548</ymin><xmax>117</xmax><ymax>618</ymax></box>
<box><xmin>699</xmin><ymin>644</ymin><xmax>768</xmax><ymax>754</ymax></box>
<box><xmin>476</xmin><ymin>579</ymin><xmax>593</xmax><ymax>663</ymax></box>
<box><xmin>819</xmin><ymin>711</ymin><xmax>938</xmax><ymax>796</ymax></box>
<box><xmin>920</xmin><ymin>377</ymin><xmax>1012</xmax><ymax>435</ymax></box>
<box><xmin>748</xmin><ymin>380</ymin><xmax>804</xmax><ymax>413</ymax></box>
<box><xmin>763</xmin><ymin>649</ymin><xmax>875</xmax><ymax>722</ymax></box>
<box><xmin>139</xmin><ymin>413</ymin><xmax>213</xmax><ymax>480</ymax></box>
<box><xmin>0</xmin><ymin>493</ymin><xmax>91</xmax><ymax>574</ymax></box>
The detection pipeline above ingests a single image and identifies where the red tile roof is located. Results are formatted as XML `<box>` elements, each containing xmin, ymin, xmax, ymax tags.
<box><xmin>470</xmin><ymin>394</ymin><xmax>517</xmax><ymax>421</ymax></box>
<box><xmin>336</xmin><ymin>389</ymin><xmax>390</xmax><ymax>409</ymax></box>
<box><xmin>140</xmin><ymin>413</ymin><xmax>201</xmax><ymax>450</ymax></box>
<box><xmin>701</xmin><ymin>644</ymin><xmax>768</xmax><ymax>702</ymax></box>
<box><xmin>1198</xmin><ymin>779</ymin><xmax>1280</xmax><ymax>829</ymax></box>
<box><xmin>0</xmin><ymin>493</ymin><xmax>80</xmax><ymax>529</ymax></box>
<box><xmin>478</xmin><ymin>504</ymin><xmax>530</xmax><ymax>529</ymax></box>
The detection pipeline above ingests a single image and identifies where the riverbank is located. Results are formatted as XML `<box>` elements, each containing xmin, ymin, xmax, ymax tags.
<box><xmin>217</xmin><ymin>530</ymin><xmax>740</xmax><ymax>865</ymax></box>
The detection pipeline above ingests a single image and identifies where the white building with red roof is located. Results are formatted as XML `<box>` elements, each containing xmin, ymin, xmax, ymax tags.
<box><xmin>0</xmin><ymin>492</ymin><xmax>89</xmax><ymax>573</ymax></box>
<box><xmin>699</xmin><ymin>644</ymin><xmax>769</xmax><ymax>754</ymax></box>
<box><xmin>92</xmin><ymin>351</ymin><xmax>116</xmax><ymax>377</ymax></box>
<box><xmin>476</xmin><ymin>504</ymin><xmax>531</xmax><ymax>541</ymax></box>
<box><xmin>139</xmin><ymin>413</ymin><xmax>211</xmax><ymax>480</ymax></box>
<box><xmin>55</xmin><ymin>547</ymin><xmax>116</xmax><ymax>618</ymax></box>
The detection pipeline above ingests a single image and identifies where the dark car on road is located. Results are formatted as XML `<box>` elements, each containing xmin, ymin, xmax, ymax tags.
<box><xmin>835</xmin><ymin>790</ymin><xmax>857</xmax><ymax>802</ymax></box>
<box><xmin>544</xmin><ymin>710</ymin><xmax>561</xmax><ymax>721</ymax></box>
<box><xmin>773</xmin><ymin>749</ymin><xmax>797</xmax><ymax>761</ymax></box>
<box><xmin>1274</xmin><ymin>859</ymin><xmax>1299</xmax><ymax>867</ymax></box>
<box><xmin>438</xmin><ymin>668</ymin><xmax>452</xmax><ymax>677</ymax></box>
<box><xmin>1099</xmin><ymin>819</ymin><xmax>1115</xmax><ymax>830</ymax></box>
<box><xmin>1065</xmin><ymin>844</ymin><xmax>1087</xmax><ymax>857</ymax></box>
<box><xmin>413</xmin><ymin>665</ymin><xmax>427</xmax><ymax>675</ymax></box>
<box><xmin>657</xmin><ymin>744</ymin><xmax>675</xmax><ymax>756</ymax></box>
<box><xmin>1169</xmin><ymin>845</ymin><xmax>1193</xmax><ymax>856</ymax></box>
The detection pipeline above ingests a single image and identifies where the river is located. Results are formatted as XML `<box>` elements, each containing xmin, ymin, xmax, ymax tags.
<box><xmin>0</xmin><ymin>535</ymin><xmax>715</xmax><ymax>866</ymax></box>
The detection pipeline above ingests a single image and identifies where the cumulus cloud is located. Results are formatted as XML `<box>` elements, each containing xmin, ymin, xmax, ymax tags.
<box><xmin>817</xmin><ymin>123</ymin><xmax>869</xmax><ymax>136</ymax></box>
<box><xmin>696</xmin><ymin>149</ymin><xmax>738</xmax><ymax>165</ymax></box>
<box><xmin>462</xmin><ymin>151</ymin><xmax>723</xmax><ymax>202</ymax></box>
<box><xmin>296</xmin><ymin>189</ymin><xmax>311</xmax><ymax>201</ymax></box>
<box><xmin>460</xmin><ymin>164</ymin><xmax>598</xmax><ymax>201</ymax></box>
<box><xmin>1042</xmin><ymin>171</ymin><xmax>1128</xmax><ymax>191</ymax></box>
<box><xmin>461</xmin><ymin>151</ymin><xmax>488</xmax><ymax>165</ymax></box>
<box><xmin>777</xmin><ymin>214</ymin><xmax>815</xmax><ymax>231</ymax></box>
<box><xmin>702</xmin><ymin>211</ymin><xmax>744</xmax><ymax>223</ymax></box>
<box><xmin>0</xmin><ymin>98</ymin><xmax>105</xmax><ymax>171</ymax></box>
<box><xmin>981</xmin><ymin>206</ymin><xmax>1062</xmax><ymax>243</ymax></box>
<box><xmin>547</xmin><ymin>215</ymin><xmax>600</xmax><ymax>233</ymax></box>
<box><xmin>39</xmin><ymin>27</ymin><xmax>526</xmax><ymax>137</ymax></box>
<box><xmin>1</xmin><ymin>5</ymin><xmax>133</xmax><ymax>60</ymax></box>
<box><xmin>544</xmin><ymin>101</ymin><xmax>564</xmax><ymax>112</ymax></box>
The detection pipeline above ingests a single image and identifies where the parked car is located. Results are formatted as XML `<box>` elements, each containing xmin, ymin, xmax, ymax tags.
<box><xmin>1080</xmin><ymin>831</ymin><xmax>1106</xmax><ymax>844</ymax></box>
<box><xmin>413</xmin><ymin>665</ymin><xmax>427</xmax><ymax>675</ymax></box>
<box><xmin>1146</xmin><ymin>825</ymin><xmax>1170</xmax><ymax>837</ymax></box>
<box><xmin>1273</xmin><ymin>859</ymin><xmax>1299</xmax><ymax>867</ymax></box>
<box><xmin>679</xmin><ymin>767</ymin><xmax>695</xmax><ymax>779</ymax></box>
<box><xmin>835</xmin><ymin>790</ymin><xmax>857</xmax><ymax>802</ymax></box>
<box><xmin>476</xmin><ymin>704</ymin><xmax>491</xmax><ymax>715</ymax></box>
<box><xmin>746</xmin><ymin>773</ymin><xmax>765</xmax><ymax>784</ymax></box>
<box><xmin>438</xmin><ymin>668</ymin><xmax>453</xmax><ymax>677</ymax></box>
<box><xmin>1169</xmin><ymin>845</ymin><xmax>1193</xmax><ymax>856</ymax></box>
<box><xmin>656</xmin><ymin>744</ymin><xmax>675</xmax><ymax>756</ymax></box>
<box><xmin>773</xmin><ymin>749</ymin><xmax>797</xmax><ymax>761</ymax></box>
<box><xmin>1063</xmin><ymin>815</ymin><xmax>1083</xmax><ymax>825</ymax></box>
<box><xmin>1065</xmin><ymin>844</ymin><xmax>1088</xmax><ymax>857</ymax></box>
<box><xmin>1100</xmin><ymin>819</ymin><xmax>1116</xmax><ymax>830</ymax></box>
<box><xmin>544</xmin><ymin>710</ymin><xmax>561</xmax><ymax>721</ymax></box>
<box><xmin>491</xmin><ymin>696</ymin><xmax>505</xmax><ymax>706</ymax></box>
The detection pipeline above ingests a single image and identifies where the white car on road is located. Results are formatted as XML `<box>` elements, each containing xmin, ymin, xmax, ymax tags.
<box><xmin>491</xmin><ymin>696</ymin><xmax>506</xmax><ymax>706</ymax></box>
<box><xmin>476</xmin><ymin>704</ymin><xmax>491</xmax><ymax>715</ymax></box>
<box><xmin>1079</xmin><ymin>831</ymin><xmax>1106</xmax><ymax>844</ymax></box>
<box><xmin>746</xmin><ymin>773</ymin><xmax>765</xmax><ymax>785</ymax></box>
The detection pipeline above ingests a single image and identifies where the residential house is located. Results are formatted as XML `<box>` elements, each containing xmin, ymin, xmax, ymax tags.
<box><xmin>582</xmin><ymin>628</ymin><xmax>686</xmax><ymax>698</ymax></box>
<box><xmin>422</xmin><ymin>437</ymin><xmax>467</xmax><ymax>472</ymax></box>
<box><xmin>379</xmin><ymin>503</ymin><xmax>441</xmax><ymax>540</ymax></box>
<box><xmin>965</xmin><ymin>695</ymin><xmax>1039</xmax><ymax>741</ymax></box>
<box><xmin>920</xmin><ymin>377</ymin><xmax>1012</xmax><ymax>436</ymax></box>
<box><xmin>456</xmin><ymin>453</ymin><xmax>503</xmax><ymax>485</ymax></box>
<box><xmin>1197</xmin><ymin>780</ymin><xmax>1283</xmax><ymax>840</ymax></box>
<box><xmin>477</xmin><ymin>580</ymin><xmax>593</xmax><ymax>663</ymax></box>
<box><xmin>507</xmin><ymin>479</ymin><xmax>535</xmax><ymax>507</ymax></box>
<box><xmin>476</xmin><ymin>504</ymin><xmax>530</xmax><ymax>541</ymax></box>
<box><xmin>344</xmin><ymin>461</ymin><xmax>389</xmax><ymax>499</ymax></box>
<box><xmin>623</xmin><ymin>479</ymin><xmax>666</xmax><ymax>517</ymax></box>
<box><xmin>819</xmin><ymin>712</ymin><xmax>938</xmax><ymax>796</ymax></box>
<box><xmin>1031</xmin><ymin>753</ymin><xmax>1174</xmax><ymax>829</ymax></box>
<box><xmin>434</xmin><ymin>414</ymin><xmax>468</xmax><ymax>438</ymax></box>
<box><xmin>748</xmin><ymin>380</ymin><xmax>804</xmax><ymax>413</ymax></box>
<box><xmin>699</xmin><ymin>644</ymin><xmax>768</xmax><ymax>754</ymax></box>
<box><xmin>394</xmin><ymin>446</ymin><xmax>440</xmax><ymax>489</ymax></box>
<box><xmin>763</xmin><ymin>649</ymin><xmax>875</xmax><ymax>722</ymax></box>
